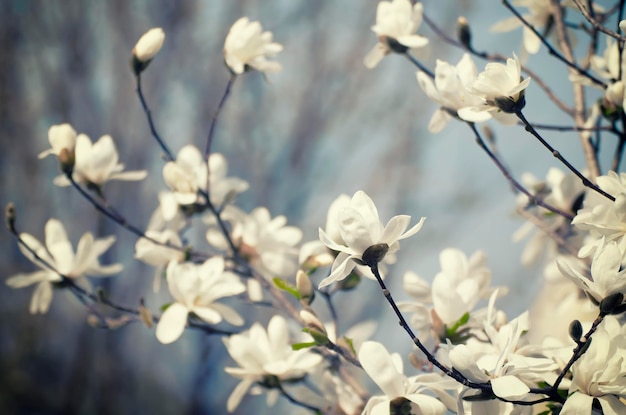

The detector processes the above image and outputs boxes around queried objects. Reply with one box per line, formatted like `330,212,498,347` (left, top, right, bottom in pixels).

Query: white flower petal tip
133,27,165,63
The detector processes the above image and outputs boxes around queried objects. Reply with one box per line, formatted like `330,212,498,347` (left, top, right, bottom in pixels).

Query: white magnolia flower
222,315,323,412
162,145,248,208
364,0,429,68
229,207,302,279
224,17,283,75
458,54,530,123
318,190,425,288
134,229,185,292
156,256,245,344
448,312,557,406
133,27,165,62
53,134,147,187
572,171,626,258
558,241,626,305
417,54,488,132
6,219,122,313
431,248,500,326
38,123,77,159
561,316,626,415
359,341,448,415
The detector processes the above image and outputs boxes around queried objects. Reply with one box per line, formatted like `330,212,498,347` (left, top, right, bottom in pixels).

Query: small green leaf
292,341,316,350
273,277,301,300
160,302,173,312
446,312,470,337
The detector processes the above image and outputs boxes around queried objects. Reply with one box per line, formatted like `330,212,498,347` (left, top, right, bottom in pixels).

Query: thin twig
136,74,175,162
468,123,575,221
516,110,615,201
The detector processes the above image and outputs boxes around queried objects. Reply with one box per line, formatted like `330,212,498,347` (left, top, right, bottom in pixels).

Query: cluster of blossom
7,0,626,414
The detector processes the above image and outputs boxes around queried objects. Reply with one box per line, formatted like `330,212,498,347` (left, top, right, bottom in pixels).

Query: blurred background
0,0,598,413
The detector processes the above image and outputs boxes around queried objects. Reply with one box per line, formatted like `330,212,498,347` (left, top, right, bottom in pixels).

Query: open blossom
224,17,282,75
359,341,448,415
558,241,626,305
162,145,248,208
448,311,557,411
318,190,425,288
133,27,165,62
229,207,302,279
156,256,246,344
458,54,530,123
53,134,147,187
561,316,626,415
431,248,501,326
364,0,428,68
222,315,323,412
6,219,122,313
38,123,77,160
417,54,488,132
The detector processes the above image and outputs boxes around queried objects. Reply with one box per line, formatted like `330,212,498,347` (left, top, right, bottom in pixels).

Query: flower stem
136,74,175,162
468,122,575,220
516,110,615,202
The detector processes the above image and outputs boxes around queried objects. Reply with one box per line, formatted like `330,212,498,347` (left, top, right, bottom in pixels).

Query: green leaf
273,278,301,300
160,302,173,312
291,341,316,350
446,312,470,337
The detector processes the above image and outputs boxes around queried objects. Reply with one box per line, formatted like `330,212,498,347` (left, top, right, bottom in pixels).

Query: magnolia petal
30,281,53,314
110,170,148,181
457,106,492,123
598,394,626,415
448,344,490,382
490,375,529,400
417,71,441,102
559,391,593,415
396,216,426,241
192,306,223,324
397,34,428,49
210,303,244,326
380,215,411,245
318,253,357,288
364,43,386,69
226,378,254,412
156,303,188,344
6,270,55,288
428,109,451,133
45,219,74,275
358,341,405,398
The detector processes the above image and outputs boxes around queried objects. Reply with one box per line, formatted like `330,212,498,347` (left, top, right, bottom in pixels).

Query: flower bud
296,270,315,305
568,319,583,342
131,28,165,75
139,299,154,328
5,202,16,232
457,16,472,50
300,309,326,334
390,397,412,414
599,292,624,315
